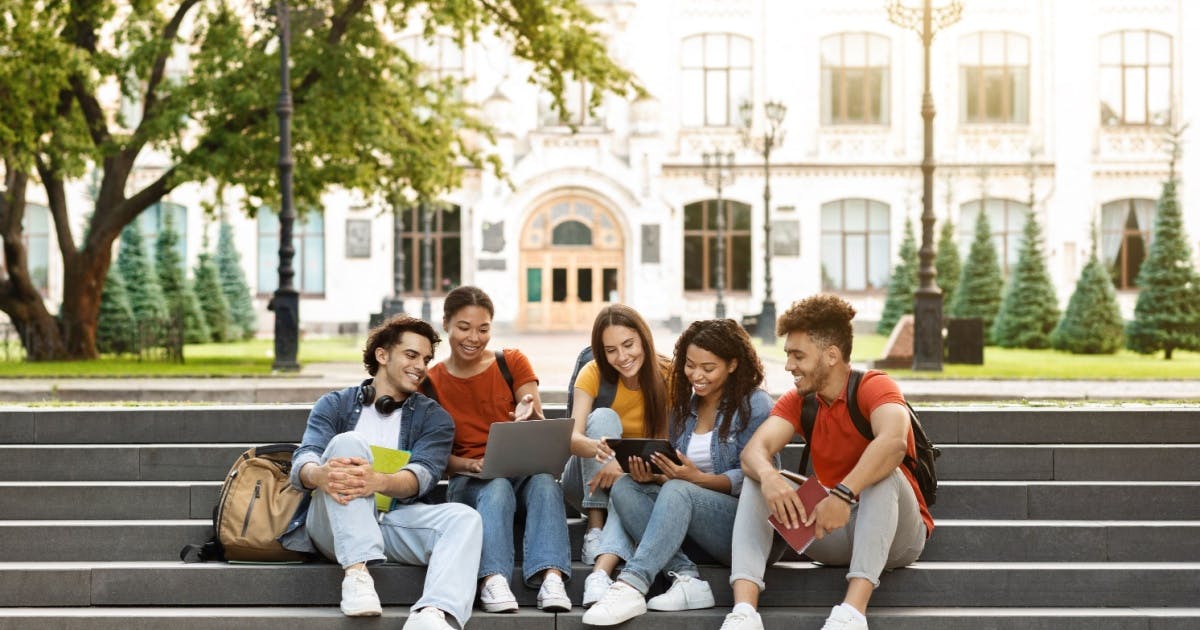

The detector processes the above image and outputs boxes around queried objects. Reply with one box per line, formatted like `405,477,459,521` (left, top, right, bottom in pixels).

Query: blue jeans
305,432,483,628
610,476,739,594
447,473,572,585
561,408,623,511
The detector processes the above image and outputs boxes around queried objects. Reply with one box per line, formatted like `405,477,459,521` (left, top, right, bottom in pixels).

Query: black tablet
607,438,682,475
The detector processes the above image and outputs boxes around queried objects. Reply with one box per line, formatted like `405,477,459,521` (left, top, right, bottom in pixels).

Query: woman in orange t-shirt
425,286,572,615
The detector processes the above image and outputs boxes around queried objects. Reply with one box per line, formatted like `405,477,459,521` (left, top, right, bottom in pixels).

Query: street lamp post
420,200,434,323
702,151,735,319
739,100,787,345
384,196,406,317
887,0,962,372
268,0,299,372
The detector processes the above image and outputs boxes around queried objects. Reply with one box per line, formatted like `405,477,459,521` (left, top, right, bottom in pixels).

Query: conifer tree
935,218,962,310
194,248,234,343
216,222,258,340
949,210,1004,343
154,213,210,344
116,223,168,325
877,218,919,335
1052,245,1125,354
1126,177,1200,359
991,211,1060,348
96,264,136,355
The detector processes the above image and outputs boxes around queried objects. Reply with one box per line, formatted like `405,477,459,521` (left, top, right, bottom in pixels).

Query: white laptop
458,418,574,479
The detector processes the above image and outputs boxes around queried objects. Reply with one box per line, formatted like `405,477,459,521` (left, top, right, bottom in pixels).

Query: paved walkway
0,328,1195,404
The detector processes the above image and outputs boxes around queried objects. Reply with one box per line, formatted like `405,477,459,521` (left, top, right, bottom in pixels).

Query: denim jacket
278,383,454,553
670,388,775,497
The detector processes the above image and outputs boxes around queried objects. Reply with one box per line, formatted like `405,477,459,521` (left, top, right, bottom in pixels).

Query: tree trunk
59,249,108,360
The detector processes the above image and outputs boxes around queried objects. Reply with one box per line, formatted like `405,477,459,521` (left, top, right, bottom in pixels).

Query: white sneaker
479,574,519,613
821,603,869,630
580,581,646,626
537,574,572,612
581,527,603,565
402,607,453,630
339,568,382,617
646,572,715,611
719,609,765,630
582,570,613,608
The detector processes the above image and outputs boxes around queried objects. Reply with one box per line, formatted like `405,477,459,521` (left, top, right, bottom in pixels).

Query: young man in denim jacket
280,315,482,630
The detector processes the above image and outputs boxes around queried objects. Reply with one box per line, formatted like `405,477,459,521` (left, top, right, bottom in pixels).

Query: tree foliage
1052,247,1125,354
193,248,232,343
935,217,961,309
154,213,209,344
991,211,1060,348
116,224,167,324
96,264,135,355
877,218,918,335
1126,179,1200,359
949,210,1004,343
216,221,256,340
0,0,638,359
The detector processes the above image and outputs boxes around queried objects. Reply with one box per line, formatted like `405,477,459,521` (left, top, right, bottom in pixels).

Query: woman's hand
509,394,539,421
651,449,702,484
462,458,484,474
626,456,663,484
593,437,615,460
587,458,624,495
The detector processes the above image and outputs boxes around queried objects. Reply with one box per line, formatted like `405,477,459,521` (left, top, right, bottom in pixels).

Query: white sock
484,574,508,587
590,569,610,579
732,602,758,618
838,602,867,622
543,572,563,585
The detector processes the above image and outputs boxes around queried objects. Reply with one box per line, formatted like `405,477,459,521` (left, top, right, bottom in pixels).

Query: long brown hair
590,304,669,438
669,319,764,441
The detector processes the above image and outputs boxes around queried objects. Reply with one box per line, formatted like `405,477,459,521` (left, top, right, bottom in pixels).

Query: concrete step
1,607,1199,630
3,561,1197,608
4,406,1200,445
4,519,1197,563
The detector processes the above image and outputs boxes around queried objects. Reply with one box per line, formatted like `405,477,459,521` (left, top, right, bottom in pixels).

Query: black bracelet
835,483,858,502
829,489,854,505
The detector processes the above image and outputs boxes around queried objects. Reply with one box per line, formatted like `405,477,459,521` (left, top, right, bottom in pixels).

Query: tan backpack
181,443,310,563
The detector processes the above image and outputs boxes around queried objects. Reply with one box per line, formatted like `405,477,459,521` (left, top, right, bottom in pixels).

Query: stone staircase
1,405,1199,629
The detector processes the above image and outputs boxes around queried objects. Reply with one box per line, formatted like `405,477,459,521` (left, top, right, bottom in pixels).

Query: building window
821,32,890,125
1101,198,1156,289
137,201,188,269
1100,30,1172,127
257,209,325,297
539,77,604,128
24,203,51,296
820,199,890,292
683,199,752,292
399,203,461,295
959,32,1029,124
958,198,1029,275
681,33,753,127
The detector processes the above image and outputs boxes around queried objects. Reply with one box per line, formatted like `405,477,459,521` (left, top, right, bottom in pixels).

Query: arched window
399,203,462,295
681,34,753,127
959,32,1030,124
1101,198,1156,289
1100,30,1172,126
958,199,1029,275
821,32,890,125
552,220,593,246
257,209,325,297
683,199,752,292
820,199,890,291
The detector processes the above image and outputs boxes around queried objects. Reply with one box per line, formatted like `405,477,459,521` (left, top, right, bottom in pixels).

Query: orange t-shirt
425,349,539,460
772,371,934,535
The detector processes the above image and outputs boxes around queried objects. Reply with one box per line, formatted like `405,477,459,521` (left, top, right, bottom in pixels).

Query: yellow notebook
369,445,412,512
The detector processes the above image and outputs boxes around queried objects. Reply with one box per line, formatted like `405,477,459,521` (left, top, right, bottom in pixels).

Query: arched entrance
520,194,624,330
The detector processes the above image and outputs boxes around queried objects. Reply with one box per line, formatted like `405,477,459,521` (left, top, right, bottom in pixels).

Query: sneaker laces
482,576,512,601
720,611,752,630
596,581,636,607
416,607,445,620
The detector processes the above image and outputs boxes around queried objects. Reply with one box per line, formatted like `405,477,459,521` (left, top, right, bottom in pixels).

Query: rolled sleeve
290,392,345,490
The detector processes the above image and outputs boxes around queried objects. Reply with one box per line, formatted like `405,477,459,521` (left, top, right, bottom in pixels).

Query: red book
767,471,830,555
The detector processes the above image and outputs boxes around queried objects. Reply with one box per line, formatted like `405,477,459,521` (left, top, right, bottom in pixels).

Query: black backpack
798,369,940,506
421,349,514,403
565,345,618,417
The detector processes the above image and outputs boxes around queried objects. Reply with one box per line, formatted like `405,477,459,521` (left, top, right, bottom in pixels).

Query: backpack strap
798,394,818,475
594,376,617,410
843,369,874,441
494,349,515,396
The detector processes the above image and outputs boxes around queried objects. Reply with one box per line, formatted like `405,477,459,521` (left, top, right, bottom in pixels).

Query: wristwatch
832,483,858,504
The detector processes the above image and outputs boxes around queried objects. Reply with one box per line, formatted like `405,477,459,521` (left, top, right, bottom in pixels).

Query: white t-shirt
353,403,403,450
686,430,715,474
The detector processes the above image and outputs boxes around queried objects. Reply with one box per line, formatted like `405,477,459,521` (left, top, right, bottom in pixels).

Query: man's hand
761,470,806,530
315,457,380,505
805,495,852,538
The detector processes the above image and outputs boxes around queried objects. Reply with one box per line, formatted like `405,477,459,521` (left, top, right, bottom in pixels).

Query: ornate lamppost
739,100,787,345
384,195,406,317
420,200,434,323
268,0,299,372
702,151,735,319
887,0,962,371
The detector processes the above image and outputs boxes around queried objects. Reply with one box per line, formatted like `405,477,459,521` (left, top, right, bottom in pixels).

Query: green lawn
756,333,1200,380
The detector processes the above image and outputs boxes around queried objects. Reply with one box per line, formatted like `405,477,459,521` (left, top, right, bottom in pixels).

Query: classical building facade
17,0,1200,334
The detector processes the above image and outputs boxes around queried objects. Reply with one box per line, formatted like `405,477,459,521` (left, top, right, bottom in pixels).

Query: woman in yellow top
561,303,669,607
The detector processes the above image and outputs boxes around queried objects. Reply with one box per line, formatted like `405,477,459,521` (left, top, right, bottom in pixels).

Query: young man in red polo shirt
718,294,934,630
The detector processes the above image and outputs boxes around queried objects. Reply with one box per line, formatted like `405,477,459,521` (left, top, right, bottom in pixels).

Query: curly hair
775,294,856,362
362,315,441,376
590,304,669,439
669,319,765,441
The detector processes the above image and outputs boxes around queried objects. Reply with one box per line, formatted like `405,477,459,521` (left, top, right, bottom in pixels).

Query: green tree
116,224,167,324
877,218,918,335
935,218,962,309
991,211,1060,348
96,265,136,355
216,221,257,340
155,213,209,344
949,210,1004,343
1052,246,1125,354
0,0,637,359
1126,178,1200,358
194,249,232,343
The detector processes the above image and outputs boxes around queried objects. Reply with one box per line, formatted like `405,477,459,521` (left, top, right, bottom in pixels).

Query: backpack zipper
240,480,262,537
